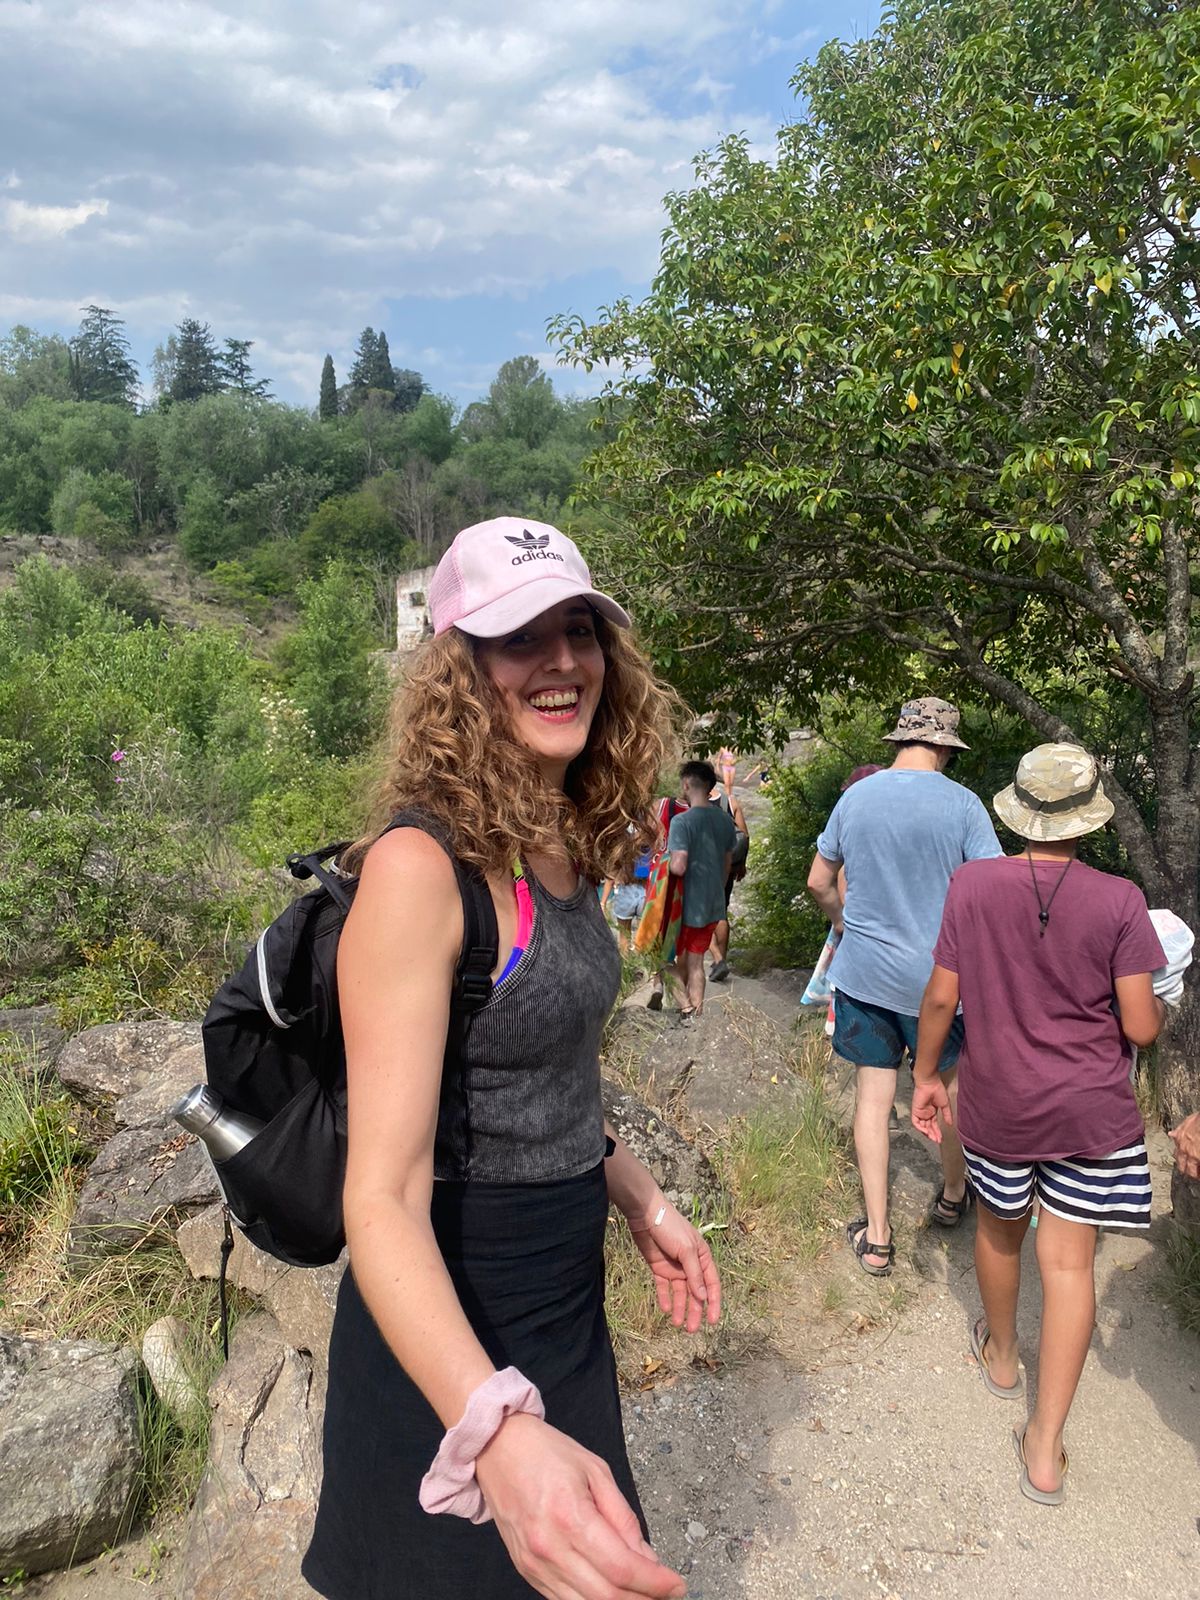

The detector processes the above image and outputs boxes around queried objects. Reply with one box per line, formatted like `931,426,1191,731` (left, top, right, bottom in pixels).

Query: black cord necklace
1025,848,1073,935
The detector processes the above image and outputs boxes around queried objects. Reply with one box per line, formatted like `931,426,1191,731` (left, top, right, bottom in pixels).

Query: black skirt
303,1163,644,1600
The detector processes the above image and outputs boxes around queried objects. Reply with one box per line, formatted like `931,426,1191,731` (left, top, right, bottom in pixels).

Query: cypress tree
373,331,396,392
319,354,338,420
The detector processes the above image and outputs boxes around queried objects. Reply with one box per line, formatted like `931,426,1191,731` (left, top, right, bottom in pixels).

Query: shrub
279,560,388,758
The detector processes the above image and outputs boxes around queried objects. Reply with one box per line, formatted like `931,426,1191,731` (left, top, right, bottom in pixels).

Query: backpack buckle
457,968,493,1007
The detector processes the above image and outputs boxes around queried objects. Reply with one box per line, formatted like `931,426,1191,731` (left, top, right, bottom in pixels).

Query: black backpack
199,814,497,1268
715,792,750,869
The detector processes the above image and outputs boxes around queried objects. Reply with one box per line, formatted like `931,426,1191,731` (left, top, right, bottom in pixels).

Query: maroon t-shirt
933,856,1164,1161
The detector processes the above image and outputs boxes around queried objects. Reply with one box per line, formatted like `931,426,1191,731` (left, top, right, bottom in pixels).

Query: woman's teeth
529,691,579,710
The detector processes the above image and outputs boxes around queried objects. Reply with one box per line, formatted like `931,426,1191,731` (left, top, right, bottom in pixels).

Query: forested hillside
0,313,612,1022
0,312,610,625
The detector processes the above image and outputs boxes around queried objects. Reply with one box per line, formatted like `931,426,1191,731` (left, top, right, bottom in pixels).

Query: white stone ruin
395,565,436,651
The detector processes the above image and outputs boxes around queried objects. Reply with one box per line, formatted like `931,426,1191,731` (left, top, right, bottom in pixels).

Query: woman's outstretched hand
911,1076,953,1145
475,1414,685,1600
628,1199,722,1333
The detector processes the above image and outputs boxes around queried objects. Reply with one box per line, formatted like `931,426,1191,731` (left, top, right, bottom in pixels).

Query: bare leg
615,918,632,956
1024,1209,1097,1493
852,1066,897,1268
710,919,730,961
973,1203,1029,1389
680,949,706,1014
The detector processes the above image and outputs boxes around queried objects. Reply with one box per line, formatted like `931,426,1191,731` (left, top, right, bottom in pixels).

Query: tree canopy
556,0,1200,1118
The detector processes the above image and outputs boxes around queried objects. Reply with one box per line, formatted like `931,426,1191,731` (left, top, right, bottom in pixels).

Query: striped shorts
961,1141,1152,1229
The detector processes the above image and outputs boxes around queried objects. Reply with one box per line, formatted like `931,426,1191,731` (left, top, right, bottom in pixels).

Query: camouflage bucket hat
993,743,1114,842
881,696,969,750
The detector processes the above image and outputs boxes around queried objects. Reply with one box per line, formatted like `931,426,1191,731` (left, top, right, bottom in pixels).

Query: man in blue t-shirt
667,760,736,1024
807,697,1001,1275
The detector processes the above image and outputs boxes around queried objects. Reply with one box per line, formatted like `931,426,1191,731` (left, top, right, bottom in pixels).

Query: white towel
1147,908,1194,1007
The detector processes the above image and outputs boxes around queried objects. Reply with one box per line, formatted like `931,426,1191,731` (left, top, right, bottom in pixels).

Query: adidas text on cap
428,517,632,638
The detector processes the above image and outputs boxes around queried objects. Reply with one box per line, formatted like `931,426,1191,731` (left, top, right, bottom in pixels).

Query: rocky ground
12,800,1200,1599
616,967,1200,1600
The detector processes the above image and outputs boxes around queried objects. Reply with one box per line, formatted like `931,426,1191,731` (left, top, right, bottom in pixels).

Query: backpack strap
287,841,355,914
375,813,498,1024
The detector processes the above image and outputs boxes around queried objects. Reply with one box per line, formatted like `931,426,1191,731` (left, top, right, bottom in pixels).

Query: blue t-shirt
815,769,1002,1014
668,803,737,927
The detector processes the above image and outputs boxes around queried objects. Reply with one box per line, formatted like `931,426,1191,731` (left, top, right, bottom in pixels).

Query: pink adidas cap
428,516,631,638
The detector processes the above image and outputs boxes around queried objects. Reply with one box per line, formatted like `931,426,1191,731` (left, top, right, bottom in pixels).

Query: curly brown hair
343,617,684,882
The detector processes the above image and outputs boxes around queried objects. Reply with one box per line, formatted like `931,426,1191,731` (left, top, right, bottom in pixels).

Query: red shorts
676,921,718,955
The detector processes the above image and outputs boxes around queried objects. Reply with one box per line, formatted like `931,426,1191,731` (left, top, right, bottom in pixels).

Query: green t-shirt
668,803,737,927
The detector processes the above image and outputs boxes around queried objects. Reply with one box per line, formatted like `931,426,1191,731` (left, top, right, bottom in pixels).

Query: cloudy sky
0,0,880,409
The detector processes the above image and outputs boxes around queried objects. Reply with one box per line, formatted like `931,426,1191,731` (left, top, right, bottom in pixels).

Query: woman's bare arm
339,826,494,1426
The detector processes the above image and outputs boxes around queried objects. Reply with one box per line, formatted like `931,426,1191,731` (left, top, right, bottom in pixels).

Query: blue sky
0,1,880,410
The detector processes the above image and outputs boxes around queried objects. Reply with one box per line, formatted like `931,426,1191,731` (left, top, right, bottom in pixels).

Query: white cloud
3,197,109,241
0,0,805,399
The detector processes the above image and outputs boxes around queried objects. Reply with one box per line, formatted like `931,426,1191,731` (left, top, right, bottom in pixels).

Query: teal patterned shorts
832,990,963,1074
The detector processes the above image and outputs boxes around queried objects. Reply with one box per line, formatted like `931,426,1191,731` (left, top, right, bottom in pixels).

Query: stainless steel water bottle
170,1084,264,1162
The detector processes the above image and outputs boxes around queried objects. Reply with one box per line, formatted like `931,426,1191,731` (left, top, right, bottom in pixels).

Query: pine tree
219,337,271,397
169,319,221,403
68,305,139,406
348,327,379,392
319,354,338,420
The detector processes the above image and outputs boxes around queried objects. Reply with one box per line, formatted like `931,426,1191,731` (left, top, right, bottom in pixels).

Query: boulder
55,1021,203,1109
176,1205,344,1390
0,1006,66,1065
68,1123,219,1263
601,1078,719,1215
178,1315,322,1600
0,1334,141,1577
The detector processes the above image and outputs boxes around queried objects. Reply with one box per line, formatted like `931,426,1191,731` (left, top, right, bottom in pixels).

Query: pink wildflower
111,750,126,763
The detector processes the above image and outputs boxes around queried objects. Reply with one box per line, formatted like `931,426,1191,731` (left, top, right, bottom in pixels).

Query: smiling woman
304,518,716,1600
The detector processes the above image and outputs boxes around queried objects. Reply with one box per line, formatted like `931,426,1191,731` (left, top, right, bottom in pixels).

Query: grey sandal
970,1318,1024,1399
1012,1425,1068,1506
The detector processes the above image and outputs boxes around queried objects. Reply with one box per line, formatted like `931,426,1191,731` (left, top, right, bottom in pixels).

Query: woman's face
475,599,606,786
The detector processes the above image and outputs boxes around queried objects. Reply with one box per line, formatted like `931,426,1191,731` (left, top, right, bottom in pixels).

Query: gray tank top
434,867,620,1183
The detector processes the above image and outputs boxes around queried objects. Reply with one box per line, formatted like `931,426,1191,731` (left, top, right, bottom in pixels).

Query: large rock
177,1206,345,1392
68,1123,219,1263
0,1334,141,1577
55,1021,203,1109
0,1006,66,1065
179,1315,322,1600
601,1078,719,1216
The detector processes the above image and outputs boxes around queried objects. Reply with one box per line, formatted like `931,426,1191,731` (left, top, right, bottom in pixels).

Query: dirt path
20,955,1200,1600
622,968,1200,1600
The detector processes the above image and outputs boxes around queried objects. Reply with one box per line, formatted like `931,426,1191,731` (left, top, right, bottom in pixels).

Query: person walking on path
304,517,719,1600
708,784,749,983
603,842,654,954
806,697,1002,1274
665,760,736,1023
911,743,1165,1506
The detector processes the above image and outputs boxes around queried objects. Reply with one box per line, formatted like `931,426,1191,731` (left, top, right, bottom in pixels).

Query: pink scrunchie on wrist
418,1367,545,1524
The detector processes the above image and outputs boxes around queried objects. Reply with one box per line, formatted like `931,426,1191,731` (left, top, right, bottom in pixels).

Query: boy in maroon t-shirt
910,744,1165,1507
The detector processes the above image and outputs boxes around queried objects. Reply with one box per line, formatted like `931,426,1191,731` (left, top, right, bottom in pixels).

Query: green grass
0,1054,91,1246
604,1031,848,1382
1160,1227,1200,1337
0,1041,247,1534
